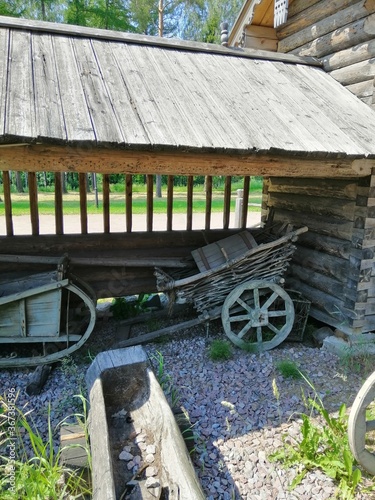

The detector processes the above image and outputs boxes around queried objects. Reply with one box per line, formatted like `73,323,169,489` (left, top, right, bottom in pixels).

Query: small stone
134,433,146,444
138,442,147,451
145,466,158,477
119,451,133,461
133,455,142,465
146,444,156,454
145,477,160,489
111,408,127,418
145,453,155,463
127,461,135,470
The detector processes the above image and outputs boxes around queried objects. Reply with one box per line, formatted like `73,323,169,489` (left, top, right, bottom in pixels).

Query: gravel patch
1,317,373,499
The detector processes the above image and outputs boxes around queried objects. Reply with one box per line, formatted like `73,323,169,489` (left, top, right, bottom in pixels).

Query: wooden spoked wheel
221,280,295,352
348,371,375,475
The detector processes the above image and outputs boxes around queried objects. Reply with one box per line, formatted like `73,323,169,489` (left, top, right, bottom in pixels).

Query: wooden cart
0,257,96,368
154,224,308,352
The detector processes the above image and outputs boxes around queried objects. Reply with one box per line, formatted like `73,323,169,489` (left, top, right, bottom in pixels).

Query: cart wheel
348,371,375,475
221,280,294,352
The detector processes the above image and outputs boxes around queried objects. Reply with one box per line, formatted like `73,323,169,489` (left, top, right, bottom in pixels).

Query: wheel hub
251,309,268,327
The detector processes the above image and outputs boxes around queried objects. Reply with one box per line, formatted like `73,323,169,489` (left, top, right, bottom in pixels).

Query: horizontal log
0,254,191,268
289,263,345,298
298,231,359,259
346,79,375,98
309,305,362,334
322,38,375,71
277,0,359,40
279,1,375,53
329,57,375,86
290,13,375,58
268,192,356,220
271,208,354,240
292,246,350,282
0,145,373,178
267,177,358,199
288,0,329,18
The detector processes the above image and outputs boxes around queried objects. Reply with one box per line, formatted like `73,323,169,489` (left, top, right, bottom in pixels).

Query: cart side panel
26,289,62,337
0,301,23,336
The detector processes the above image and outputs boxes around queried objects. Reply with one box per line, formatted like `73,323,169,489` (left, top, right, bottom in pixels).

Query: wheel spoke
236,297,253,313
229,314,252,323
256,326,262,343
238,322,253,339
254,288,260,310
268,310,287,318
267,322,281,335
261,292,279,312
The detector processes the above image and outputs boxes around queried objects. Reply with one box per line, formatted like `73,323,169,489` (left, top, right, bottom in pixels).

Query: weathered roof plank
53,36,95,142
6,30,35,139
33,33,66,141
0,28,8,137
91,40,149,146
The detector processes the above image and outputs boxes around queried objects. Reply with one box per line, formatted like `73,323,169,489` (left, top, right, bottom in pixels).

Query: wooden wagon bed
155,224,308,351
0,257,96,367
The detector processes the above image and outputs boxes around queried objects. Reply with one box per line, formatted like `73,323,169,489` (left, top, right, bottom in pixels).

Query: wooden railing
1,173,255,236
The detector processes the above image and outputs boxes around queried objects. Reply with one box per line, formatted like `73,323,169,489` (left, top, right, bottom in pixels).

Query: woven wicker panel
191,231,258,272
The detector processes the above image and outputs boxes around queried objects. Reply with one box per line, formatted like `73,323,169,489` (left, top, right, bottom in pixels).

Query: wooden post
167,175,173,231
54,172,64,235
79,173,88,234
126,174,132,233
205,175,212,231
103,174,110,234
146,174,153,232
235,189,243,228
3,171,13,236
242,176,250,229
28,172,39,236
223,176,231,229
186,175,193,231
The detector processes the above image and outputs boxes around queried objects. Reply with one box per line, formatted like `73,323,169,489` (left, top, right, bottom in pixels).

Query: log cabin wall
263,173,375,334
276,0,375,110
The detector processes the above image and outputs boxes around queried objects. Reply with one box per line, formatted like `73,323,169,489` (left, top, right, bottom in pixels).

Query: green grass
209,340,233,361
275,359,303,380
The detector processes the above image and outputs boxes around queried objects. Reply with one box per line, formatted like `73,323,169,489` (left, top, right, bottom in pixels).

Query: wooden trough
86,347,204,500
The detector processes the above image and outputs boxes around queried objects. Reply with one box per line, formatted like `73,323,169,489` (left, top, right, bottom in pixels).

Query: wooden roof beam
0,144,373,178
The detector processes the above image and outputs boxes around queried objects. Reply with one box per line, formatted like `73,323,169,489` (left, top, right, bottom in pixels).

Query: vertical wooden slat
242,176,250,229
223,176,232,230
3,171,13,236
79,173,88,234
28,172,39,236
205,175,212,231
146,175,154,232
167,175,174,231
126,174,133,233
54,172,64,235
103,174,110,234
186,175,193,231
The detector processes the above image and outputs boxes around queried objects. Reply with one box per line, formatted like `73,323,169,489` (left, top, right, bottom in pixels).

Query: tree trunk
62,172,68,194
156,174,162,198
16,171,24,193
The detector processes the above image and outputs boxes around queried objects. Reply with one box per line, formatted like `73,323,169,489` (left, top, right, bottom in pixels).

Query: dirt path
0,212,262,235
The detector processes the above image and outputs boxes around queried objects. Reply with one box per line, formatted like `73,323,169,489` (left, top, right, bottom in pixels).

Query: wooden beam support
79,173,87,234
167,175,173,231
146,174,153,232
205,175,212,231
3,171,13,236
186,175,193,231
102,174,110,233
0,144,371,178
223,176,231,230
28,172,39,236
54,172,63,235
242,176,250,229
125,174,132,232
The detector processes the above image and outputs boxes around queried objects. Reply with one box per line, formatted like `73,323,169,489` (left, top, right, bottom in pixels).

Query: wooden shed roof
1,16,375,176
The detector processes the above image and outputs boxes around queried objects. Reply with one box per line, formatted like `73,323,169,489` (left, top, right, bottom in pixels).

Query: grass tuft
275,359,303,379
209,340,233,361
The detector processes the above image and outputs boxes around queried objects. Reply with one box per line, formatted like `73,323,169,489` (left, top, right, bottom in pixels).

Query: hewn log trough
86,347,204,500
